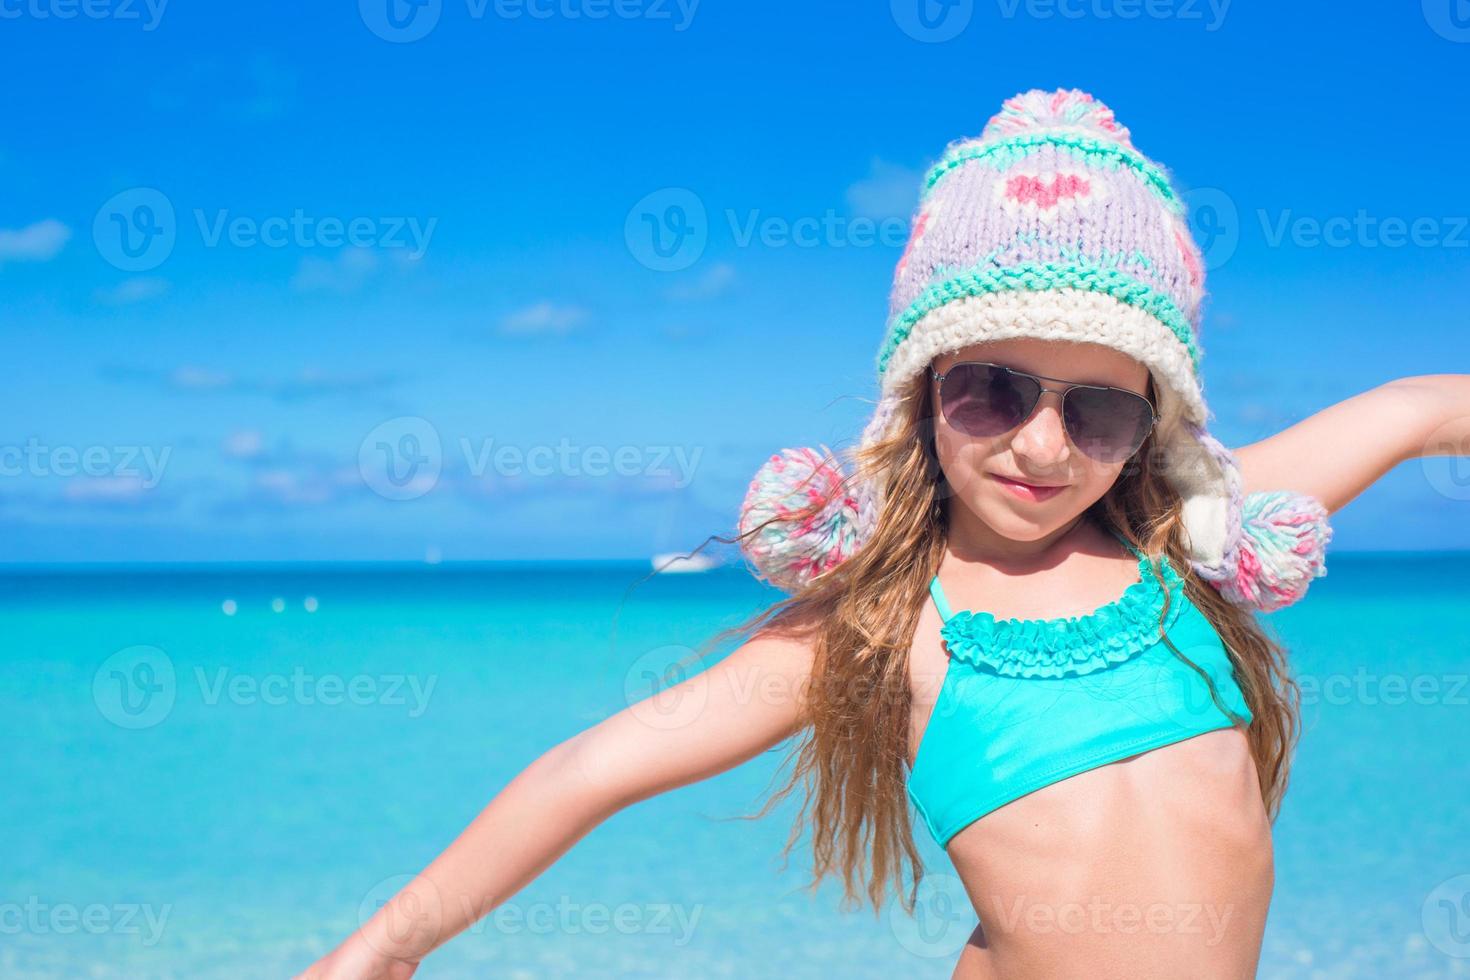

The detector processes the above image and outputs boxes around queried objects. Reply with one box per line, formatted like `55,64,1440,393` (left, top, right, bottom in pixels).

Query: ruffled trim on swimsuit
939,552,1187,679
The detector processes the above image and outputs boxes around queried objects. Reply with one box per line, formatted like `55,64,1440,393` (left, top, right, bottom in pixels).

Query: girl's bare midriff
907,548,1274,980
941,726,1273,980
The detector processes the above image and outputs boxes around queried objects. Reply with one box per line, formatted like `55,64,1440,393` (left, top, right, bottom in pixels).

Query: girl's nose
1009,391,1072,463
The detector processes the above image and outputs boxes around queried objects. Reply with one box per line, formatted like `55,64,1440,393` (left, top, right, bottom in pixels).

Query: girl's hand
294,932,420,980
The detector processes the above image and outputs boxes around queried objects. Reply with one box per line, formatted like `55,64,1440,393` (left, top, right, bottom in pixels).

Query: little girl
301,89,1468,979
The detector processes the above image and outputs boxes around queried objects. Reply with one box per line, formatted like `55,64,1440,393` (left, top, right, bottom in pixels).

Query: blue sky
3,1,1469,562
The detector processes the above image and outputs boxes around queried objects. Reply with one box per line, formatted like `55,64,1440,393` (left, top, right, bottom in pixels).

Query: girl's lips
990,473,1067,502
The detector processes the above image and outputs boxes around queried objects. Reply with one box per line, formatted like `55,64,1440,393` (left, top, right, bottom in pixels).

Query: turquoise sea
4,554,1469,979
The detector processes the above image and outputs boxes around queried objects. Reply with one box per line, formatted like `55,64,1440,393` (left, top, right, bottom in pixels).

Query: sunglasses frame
928,360,1161,461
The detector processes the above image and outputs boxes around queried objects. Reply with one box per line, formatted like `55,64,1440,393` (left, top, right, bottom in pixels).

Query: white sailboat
650,489,719,574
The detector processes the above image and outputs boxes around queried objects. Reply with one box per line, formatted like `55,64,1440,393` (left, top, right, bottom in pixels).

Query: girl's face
929,337,1153,544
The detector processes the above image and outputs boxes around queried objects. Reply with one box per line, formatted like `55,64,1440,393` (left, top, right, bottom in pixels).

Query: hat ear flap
1163,421,1241,576
737,447,875,593
1167,422,1333,611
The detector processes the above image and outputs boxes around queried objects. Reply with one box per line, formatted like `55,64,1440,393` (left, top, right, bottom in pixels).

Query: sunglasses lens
938,363,1039,437
1063,386,1155,463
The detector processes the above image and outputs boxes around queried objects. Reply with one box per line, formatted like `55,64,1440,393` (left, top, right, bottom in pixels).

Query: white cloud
665,261,735,302
63,475,148,501
291,247,380,293
291,247,420,294
499,301,589,336
171,365,234,390
96,277,169,306
846,159,922,220
222,430,264,459
0,219,71,263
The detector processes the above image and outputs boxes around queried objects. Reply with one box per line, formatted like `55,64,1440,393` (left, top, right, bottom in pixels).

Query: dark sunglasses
929,361,1159,464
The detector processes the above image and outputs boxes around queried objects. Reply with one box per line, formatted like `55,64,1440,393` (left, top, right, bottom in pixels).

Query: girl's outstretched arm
296,622,818,980
1232,374,1470,513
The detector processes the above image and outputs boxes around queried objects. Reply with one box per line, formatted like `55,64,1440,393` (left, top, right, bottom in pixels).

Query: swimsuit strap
928,575,955,624
1105,522,1142,557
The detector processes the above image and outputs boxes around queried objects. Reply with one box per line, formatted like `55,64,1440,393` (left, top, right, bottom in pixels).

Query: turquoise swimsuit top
907,525,1254,849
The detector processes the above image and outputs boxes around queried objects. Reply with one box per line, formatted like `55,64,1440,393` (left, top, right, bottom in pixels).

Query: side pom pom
981,88,1134,149
738,446,871,593
1209,491,1334,612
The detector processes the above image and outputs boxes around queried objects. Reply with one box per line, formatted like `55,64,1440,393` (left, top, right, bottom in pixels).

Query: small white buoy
304,596,319,613
222,599,238,616
271,597,286,613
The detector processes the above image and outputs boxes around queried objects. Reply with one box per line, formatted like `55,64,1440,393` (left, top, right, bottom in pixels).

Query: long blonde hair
696,368,1301,916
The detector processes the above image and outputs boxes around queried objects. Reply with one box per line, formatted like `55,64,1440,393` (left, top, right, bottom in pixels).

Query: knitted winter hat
739,89,1331,612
